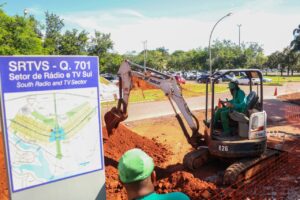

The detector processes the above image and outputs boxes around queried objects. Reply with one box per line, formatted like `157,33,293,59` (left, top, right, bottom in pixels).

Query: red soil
156,171,218,200
1,122,218,200
103,124,173,200
278,92,300,104
132,76,157,90
0,132,9,200
103,124,218,200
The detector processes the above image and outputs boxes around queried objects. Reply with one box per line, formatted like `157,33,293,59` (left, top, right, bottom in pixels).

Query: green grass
100,76,110,85
263,75,300,86
264,75,300,83
101,83,227,105
236,75,300,86
181,83,227,97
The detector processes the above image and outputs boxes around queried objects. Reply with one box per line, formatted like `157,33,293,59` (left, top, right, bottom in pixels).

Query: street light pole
237,24,242,47
142,40,147,72
208,12,232,75
23,8,29,17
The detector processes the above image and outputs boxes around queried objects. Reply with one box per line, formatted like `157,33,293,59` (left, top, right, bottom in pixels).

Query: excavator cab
183,69,279,185
202,69,267,159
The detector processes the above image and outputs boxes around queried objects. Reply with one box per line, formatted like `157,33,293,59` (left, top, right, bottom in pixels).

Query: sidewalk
264,99,295,123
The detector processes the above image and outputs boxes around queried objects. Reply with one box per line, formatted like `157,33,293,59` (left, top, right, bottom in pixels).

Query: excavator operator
213,81,246,136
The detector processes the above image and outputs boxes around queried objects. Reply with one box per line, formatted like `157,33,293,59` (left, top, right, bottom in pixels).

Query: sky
2,0,300,55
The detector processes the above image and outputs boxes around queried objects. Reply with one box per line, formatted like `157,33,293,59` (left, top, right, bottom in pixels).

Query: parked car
184,72,197,80
236,76,260,85
101,73,119,84
197,74,220,84
263,77,272,83
175,75,186,84
215,71,236,82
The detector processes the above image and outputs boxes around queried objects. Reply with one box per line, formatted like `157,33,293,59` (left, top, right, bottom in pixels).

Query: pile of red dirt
132,76,157,90
103,124,219,200
278,92,300,105
156,171,218,200
103,124,173,200
103,124,172,164
0,132,9,200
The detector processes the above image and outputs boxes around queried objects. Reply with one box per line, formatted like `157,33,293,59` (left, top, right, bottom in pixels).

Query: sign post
0,56,105,200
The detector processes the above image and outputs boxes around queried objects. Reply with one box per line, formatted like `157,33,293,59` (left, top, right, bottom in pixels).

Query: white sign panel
0,56,105,199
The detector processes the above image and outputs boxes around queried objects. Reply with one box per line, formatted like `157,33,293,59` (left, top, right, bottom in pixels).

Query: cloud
26,6,45,16
62,6,300,55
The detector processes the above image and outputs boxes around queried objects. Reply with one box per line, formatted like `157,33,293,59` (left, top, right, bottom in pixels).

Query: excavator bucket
104,107,128,136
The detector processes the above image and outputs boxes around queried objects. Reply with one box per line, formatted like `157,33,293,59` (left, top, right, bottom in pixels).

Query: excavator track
223,148,284,185
183,148,211,170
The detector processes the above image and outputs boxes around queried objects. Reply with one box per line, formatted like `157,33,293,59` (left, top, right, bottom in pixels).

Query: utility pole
142,40,147,72
237,24,242,47
24,8,29,17
209,12,232,75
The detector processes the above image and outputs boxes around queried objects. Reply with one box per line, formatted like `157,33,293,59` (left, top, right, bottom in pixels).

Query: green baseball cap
118,148,154,183
228,82,236,89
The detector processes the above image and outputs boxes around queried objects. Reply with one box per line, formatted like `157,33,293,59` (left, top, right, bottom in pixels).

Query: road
101,82,300,122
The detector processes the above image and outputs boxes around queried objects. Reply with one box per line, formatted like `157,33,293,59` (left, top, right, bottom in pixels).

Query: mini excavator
104,60,283,185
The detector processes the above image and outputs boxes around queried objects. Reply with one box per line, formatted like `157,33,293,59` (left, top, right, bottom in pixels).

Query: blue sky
3,0,300,54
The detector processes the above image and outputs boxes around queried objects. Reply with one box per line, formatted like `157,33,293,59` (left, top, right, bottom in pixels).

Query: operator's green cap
118,148,154,183
228,81,236,89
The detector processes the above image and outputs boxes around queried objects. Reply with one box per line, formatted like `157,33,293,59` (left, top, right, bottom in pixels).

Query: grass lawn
100,76,110,85
101,82,227,105
264,75,300,82
263,75,300,86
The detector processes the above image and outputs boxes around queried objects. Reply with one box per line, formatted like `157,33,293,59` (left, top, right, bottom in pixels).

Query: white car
263,77,272,83
236,76,260,85
100,81,119,102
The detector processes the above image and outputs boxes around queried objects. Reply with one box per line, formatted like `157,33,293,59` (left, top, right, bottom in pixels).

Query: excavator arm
104,60,203,148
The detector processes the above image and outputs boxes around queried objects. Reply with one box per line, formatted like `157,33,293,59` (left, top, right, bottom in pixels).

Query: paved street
104,82,300,122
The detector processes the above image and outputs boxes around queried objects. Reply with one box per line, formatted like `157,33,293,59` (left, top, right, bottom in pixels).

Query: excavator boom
104,61,131,135
104,60,203,148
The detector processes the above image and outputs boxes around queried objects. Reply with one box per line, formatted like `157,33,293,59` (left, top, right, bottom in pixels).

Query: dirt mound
103,124,171,165
132,76,157,90
278,92,300,105
103,123,219,200
103,124,173,200
0,132,9,200
156,171,217,200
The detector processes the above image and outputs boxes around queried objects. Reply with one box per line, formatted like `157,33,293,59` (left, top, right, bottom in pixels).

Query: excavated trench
103,124,218,200
278,92,300,105
2,92,300,200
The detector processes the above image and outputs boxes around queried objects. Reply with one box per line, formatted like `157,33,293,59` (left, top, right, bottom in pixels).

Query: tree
101,53,124,73
283,47,299,76
168,50,187,70
291,25,300,52
44,11,64,54
156,47,169,57
88,31,114,70
59,29,89,55
0,9,43,55
265,51,285,75
211,40,246,70
133,50,168,70
88,31,113,55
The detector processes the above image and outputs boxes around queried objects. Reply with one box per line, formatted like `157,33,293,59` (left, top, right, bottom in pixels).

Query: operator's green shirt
136,192,190,200
228,89,246,112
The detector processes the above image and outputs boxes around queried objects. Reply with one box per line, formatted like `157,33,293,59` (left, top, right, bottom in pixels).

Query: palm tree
291,25,300,51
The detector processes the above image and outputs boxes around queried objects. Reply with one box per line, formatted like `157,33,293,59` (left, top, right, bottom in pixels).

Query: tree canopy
0,8,299,75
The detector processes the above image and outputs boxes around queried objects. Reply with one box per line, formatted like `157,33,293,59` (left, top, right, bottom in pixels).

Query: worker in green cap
213,81,246,136
118,148,190,200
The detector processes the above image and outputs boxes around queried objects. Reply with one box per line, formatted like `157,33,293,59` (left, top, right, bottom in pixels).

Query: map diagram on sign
4,88,102,191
